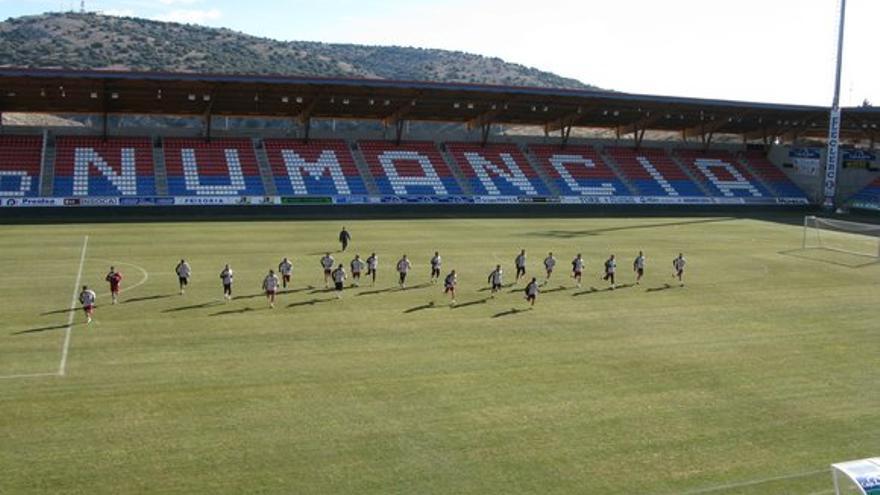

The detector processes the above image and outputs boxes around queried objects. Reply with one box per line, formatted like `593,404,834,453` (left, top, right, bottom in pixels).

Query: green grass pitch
1,215,877,494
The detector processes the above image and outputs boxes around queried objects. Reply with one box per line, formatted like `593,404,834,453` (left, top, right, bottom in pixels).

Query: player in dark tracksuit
339,227,351,251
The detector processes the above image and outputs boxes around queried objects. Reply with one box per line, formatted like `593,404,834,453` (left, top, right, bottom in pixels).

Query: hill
0,12,596,90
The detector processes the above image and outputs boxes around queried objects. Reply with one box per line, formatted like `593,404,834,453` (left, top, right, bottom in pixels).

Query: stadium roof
1,67,878,143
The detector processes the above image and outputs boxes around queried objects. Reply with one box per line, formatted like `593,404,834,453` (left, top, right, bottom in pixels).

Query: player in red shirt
105,266,123,304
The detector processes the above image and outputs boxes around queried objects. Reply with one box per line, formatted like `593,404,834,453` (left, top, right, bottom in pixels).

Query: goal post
803,216,880,258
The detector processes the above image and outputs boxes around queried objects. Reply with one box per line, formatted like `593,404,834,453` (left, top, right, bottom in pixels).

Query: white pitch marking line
58,235,89,377
672,468,828,495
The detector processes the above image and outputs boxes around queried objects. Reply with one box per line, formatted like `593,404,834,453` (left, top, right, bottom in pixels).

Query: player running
350,254,365,287
514,249,527,283
487,264,503,296
673,253,686,287
543,252,556,285
105,266,122,304
331,264,347,298
262,269,280,308
320,253,335,288
79,285,97,324
603,254,617,289
175,259,191,295
571,254,585,288
633,251,645,285
366,253,378,286
430,251,442,283
220,264,234,301
278,257,293,289
396,255,412,288
339,227,351,252
524,277,539,307
444,269,457,305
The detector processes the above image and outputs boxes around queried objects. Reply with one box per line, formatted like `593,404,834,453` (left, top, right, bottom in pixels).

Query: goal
803,216,880,258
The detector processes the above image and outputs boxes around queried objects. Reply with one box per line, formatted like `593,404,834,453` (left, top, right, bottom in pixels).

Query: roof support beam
394,118,405,146
201,91,216,142
617,112,661,149
545,108,584,134
382,99,416,127
466,103,505,131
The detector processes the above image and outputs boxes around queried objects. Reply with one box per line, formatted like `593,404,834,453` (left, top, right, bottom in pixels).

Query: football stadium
1,4,879,495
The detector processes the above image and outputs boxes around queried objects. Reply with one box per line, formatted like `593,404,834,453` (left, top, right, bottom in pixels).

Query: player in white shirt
514,249,527,282
219,264,234,301
396,255,412,288
673,253,686,287
487,264,503,296
430,251,442,283
524,277,539,307
543,252,556,285
175,259,192,295
366,253,378,286
350,255,365,287
603,254,617,289
571,254,585,288
331,264,347,298
278,257,293,289
320,253,335,288
78,285,97,323
262,269,280,308
633,251,645,285
444,269,457,305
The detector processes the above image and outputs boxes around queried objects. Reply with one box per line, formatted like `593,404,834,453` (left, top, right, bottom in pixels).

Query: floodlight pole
822,0,847,210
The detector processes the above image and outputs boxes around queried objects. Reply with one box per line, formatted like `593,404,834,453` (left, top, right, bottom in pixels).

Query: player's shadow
571,287,600,296
400,283,431,291
309,288,336,294
492,307,532,318
124,294,175,304
287,298,334,308
279,286,314,295
452,298,489,309
646,284,676,292
163,301,223,313
40,307,77,316
357,287,394,296
12,324,70,335
541,286,569,294
210,306,258,316
404,302,436,313
525,217,735,238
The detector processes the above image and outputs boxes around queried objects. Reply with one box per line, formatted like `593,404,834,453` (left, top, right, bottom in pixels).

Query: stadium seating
675,149,770,197
358,141,463,196
741,151,808,198
848,177,880,205
446,142,551,196
605,147,705,196
164,138,264,196
53,137,156,196
0,135,42,197
528,144,630,196
264,139,367,196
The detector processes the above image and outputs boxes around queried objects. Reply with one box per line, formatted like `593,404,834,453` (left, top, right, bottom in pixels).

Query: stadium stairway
439,143,474,195
252,139,279,196
734,152,779,196
39,133,55,197
152,137,169,196
522,145,562,197
668,150,714,196
598,147,640,195
350,142,380,196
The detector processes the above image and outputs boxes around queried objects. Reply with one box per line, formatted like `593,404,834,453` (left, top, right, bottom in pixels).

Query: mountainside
0,12,596,90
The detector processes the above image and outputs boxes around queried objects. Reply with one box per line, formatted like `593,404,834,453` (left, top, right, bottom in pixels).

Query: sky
1,0,876,107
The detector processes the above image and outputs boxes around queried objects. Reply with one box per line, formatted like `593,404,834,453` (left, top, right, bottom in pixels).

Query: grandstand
0,68,877,210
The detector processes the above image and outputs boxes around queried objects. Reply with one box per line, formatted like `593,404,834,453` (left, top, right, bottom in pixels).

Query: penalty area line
58,235,89,377
671,468,828,495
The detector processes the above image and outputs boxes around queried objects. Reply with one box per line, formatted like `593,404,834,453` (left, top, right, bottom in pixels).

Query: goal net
803,216,880,258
